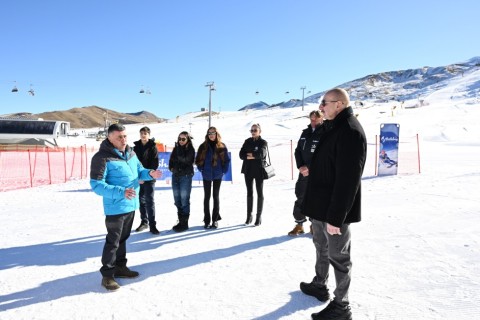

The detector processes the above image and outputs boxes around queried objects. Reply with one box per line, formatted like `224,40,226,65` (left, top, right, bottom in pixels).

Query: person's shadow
0,228,317,320
252,290,323,319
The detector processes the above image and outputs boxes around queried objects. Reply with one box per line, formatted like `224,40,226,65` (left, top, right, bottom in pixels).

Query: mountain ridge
2,57,479,124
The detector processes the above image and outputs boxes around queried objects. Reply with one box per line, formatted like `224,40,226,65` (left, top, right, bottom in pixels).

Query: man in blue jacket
90,124,161,291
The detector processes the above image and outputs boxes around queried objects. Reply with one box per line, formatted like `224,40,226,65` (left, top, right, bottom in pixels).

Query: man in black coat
288,110,323,236
300,88,367,320
133,126,160,234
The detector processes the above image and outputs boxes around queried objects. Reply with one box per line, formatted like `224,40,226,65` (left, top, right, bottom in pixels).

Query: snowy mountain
240,56,480,110
1,74,479,319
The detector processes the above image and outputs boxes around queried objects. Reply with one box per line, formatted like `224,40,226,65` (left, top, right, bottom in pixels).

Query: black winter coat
294,123,323,169
133,139,159,170
169,143,195,176
302,107,367,227
239,137,268,179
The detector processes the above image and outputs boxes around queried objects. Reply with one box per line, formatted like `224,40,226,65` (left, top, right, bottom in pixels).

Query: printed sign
378,123,400,176
157,152,233,181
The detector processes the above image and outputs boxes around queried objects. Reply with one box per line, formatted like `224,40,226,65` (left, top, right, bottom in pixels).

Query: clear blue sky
1,0,479,119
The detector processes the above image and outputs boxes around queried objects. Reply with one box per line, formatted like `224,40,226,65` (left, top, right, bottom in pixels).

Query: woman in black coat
169,131,195,232
239,123,268,226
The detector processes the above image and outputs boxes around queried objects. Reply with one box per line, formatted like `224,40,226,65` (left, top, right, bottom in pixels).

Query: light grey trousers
311,219,352,305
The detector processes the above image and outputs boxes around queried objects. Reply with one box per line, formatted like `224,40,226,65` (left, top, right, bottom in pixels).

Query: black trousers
139,181,156,226
100,211,135,277
244,175,264,200
292,173,308,223
203,179,222,223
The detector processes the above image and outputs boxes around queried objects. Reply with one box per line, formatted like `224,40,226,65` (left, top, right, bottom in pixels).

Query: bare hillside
1,106,164,128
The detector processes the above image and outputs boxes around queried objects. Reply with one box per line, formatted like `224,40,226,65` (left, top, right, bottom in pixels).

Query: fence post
63,148,67,183
290,140,294,180
28,150,33,187
47,147,52,184
84,144,88,179
416,134,421,174
70,148,76,178
374,135,378,176
80,146,84,179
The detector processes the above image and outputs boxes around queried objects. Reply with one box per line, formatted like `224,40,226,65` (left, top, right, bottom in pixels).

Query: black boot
203,212,211,229
254,197,264,226
149,221,160,234
245,196,253,224
173,215,189,232
254,214,262,226
211,209,221,229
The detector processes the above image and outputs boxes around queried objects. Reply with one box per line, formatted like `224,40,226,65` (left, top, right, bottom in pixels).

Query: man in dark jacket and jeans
133,126,160,234
288,110,323,236
301,88,367,320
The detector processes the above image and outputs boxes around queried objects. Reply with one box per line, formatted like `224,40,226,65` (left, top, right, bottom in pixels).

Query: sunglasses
178,137,187,142
250,129,258,133
207,132,216,135
320,100,339,106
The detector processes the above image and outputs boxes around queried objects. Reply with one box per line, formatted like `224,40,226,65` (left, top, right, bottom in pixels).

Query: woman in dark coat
169,131,195,232
195,126,230,229
239,123,268,226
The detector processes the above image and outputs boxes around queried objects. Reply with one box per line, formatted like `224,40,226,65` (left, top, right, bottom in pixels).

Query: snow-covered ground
1,92,480,319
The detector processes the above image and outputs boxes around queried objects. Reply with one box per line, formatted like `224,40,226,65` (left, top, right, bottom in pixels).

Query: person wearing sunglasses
169,131,195,232
133,126,160,235
195,127,231,229
288,110,324,236
239,123,268,226
301,88,367,320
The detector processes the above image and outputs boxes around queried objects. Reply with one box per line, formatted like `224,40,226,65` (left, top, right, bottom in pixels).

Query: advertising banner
378,123,400,176
157,152,233,182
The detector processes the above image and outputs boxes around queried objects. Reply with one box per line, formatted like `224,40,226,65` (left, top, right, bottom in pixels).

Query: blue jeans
172,174,193,216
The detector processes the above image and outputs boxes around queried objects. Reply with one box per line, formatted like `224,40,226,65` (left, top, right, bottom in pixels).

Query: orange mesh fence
0,135,420,192
0,145,98,192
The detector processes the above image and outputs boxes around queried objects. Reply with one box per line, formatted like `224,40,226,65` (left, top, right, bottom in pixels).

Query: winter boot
245,196,253,224
135,222,148,232
172,213,181,230
288,224,305,236
173,215,189,232
311,300,352,320
300,280,330,302
101,276,120,291
149,222,160,235
203,212,211,229
254,197,264,226
114,266,139,279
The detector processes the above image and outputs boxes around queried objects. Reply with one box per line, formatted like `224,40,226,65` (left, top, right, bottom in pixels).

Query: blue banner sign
157,152,233,181
378,123,400,176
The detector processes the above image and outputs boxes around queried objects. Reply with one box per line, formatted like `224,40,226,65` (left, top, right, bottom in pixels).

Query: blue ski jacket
90,139,154,215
